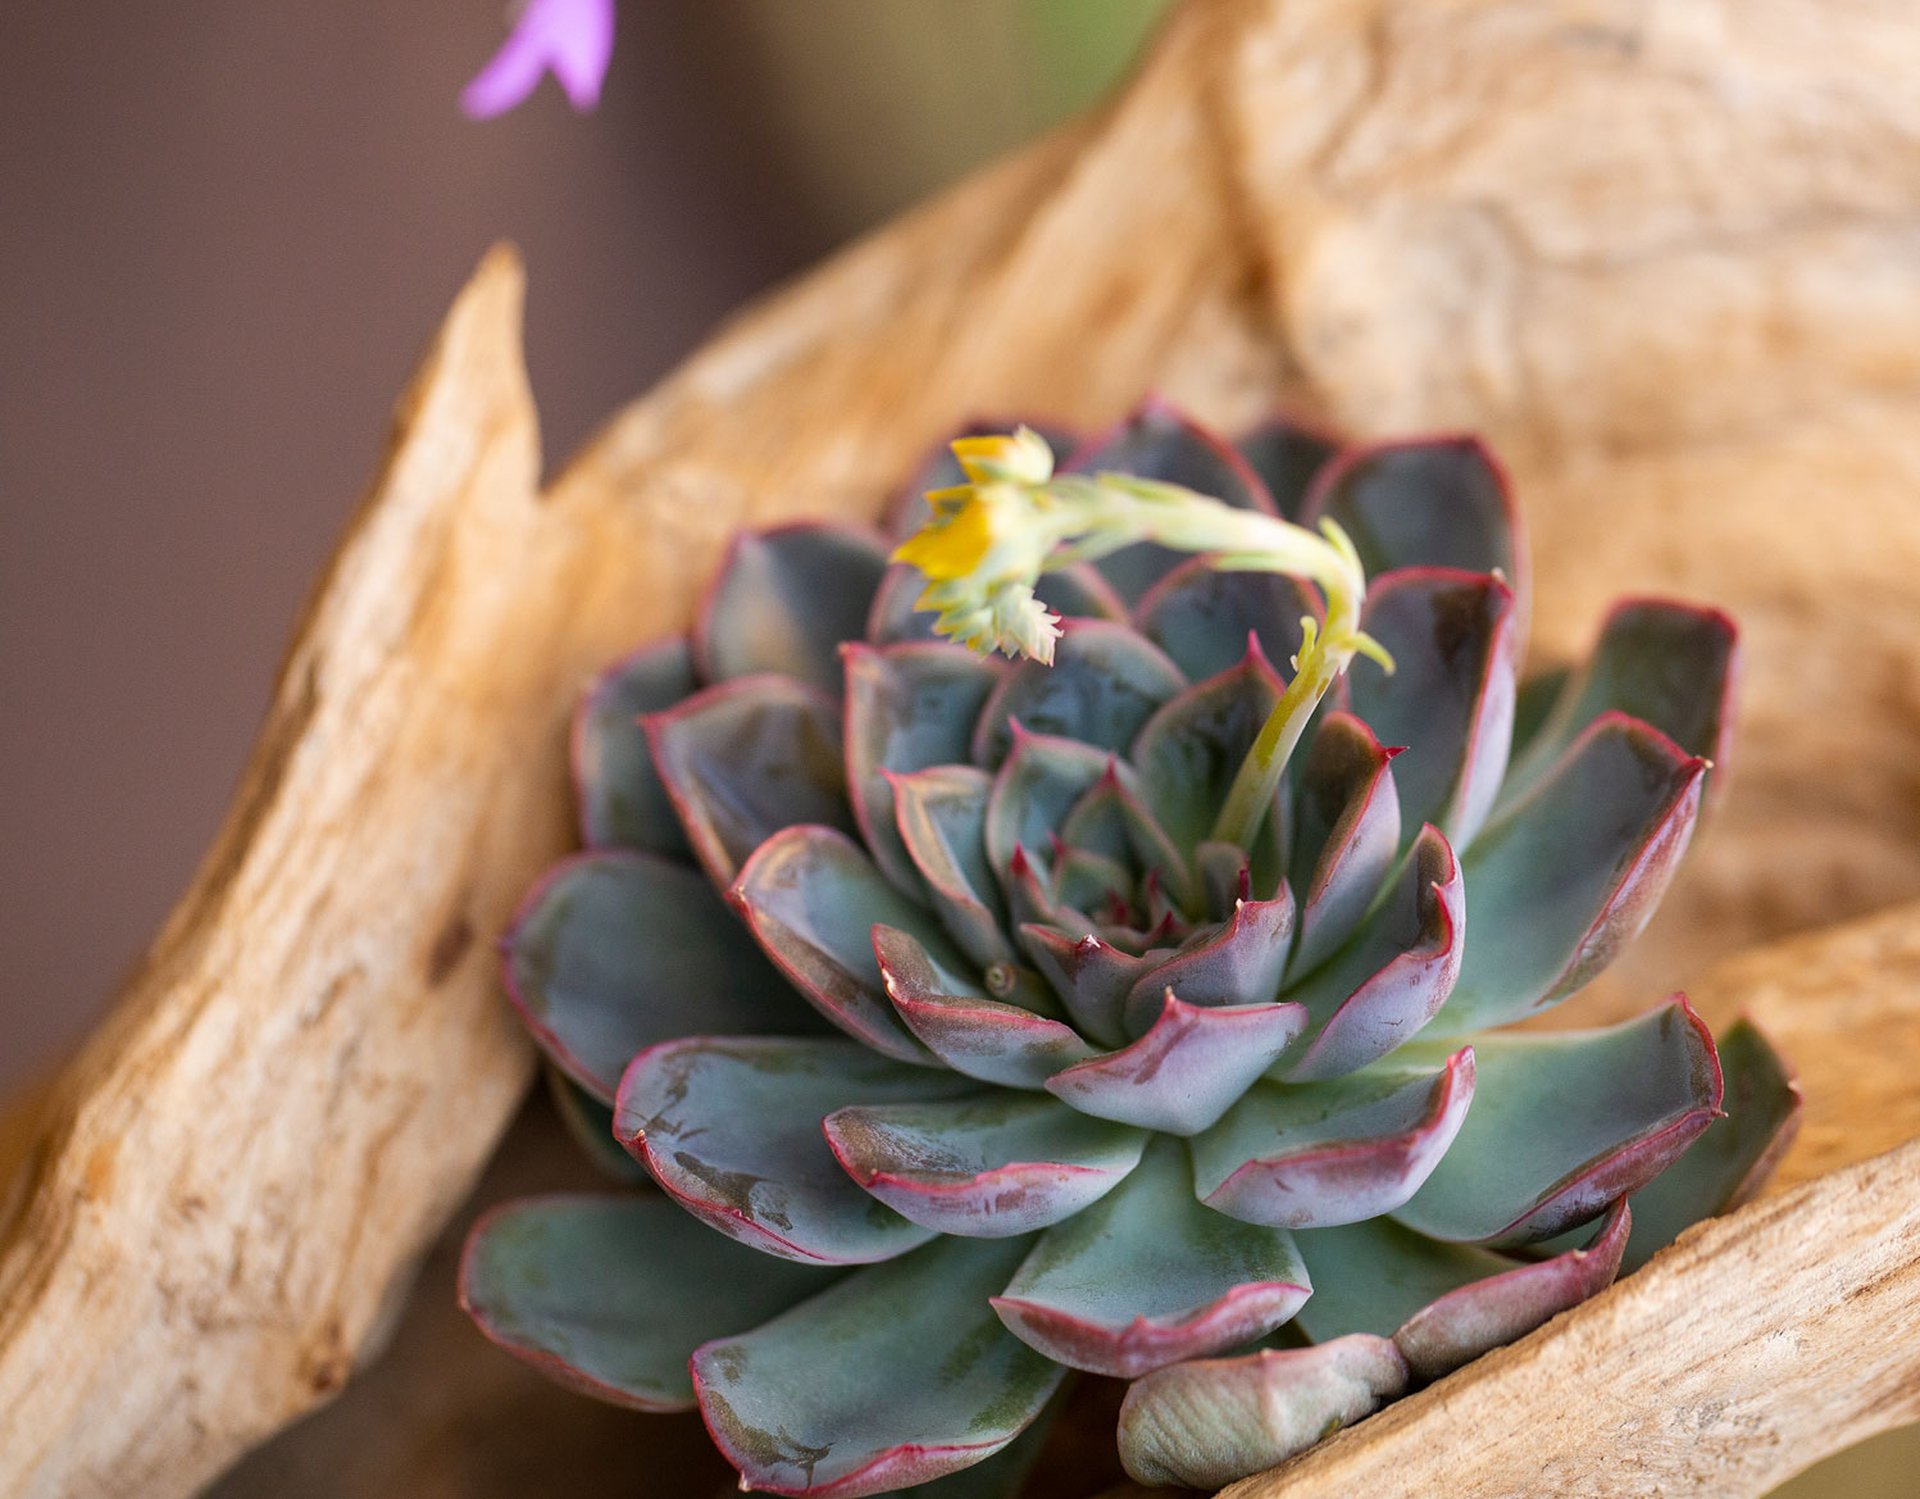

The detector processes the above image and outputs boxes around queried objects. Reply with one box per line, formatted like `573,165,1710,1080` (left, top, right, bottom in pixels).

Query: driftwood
6,0,1920,1494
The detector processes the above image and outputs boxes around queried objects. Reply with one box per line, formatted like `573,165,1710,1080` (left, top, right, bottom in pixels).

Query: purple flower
461,0,616,119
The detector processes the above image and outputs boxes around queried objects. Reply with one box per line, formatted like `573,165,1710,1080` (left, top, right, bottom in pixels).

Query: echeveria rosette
459,403,1797,1497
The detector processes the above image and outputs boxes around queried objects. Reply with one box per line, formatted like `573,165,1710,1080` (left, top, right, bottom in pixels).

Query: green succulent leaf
615,1036,973,1264
844,641,1007,896
1193,1050,1476,1229
647,675,855,887
733,825,952,1063
983,725,1110,882
1018,924,1154,1049
1047,992,1308,1136
694,522,889,694
889,765,1015,970
1118,891,1298,1040
460,1194,838,1412
823,1092,1148,1238
1395,1000,1722,1246
1132,557,1316,683
1300,436,1523,624
970,620,1186,768
692,1235,1063,1498
1348,568,1518,846
1233,417,1338,521
1430,713,1707,1033
1131,646,1286,856
992,1137,1310,1377
874,925,1096,1090
1287,712,1403,976
1294,1199,1630,1381
1280,827,1464,1083
504,850,814,1101
1117,1334,1409,1489
572,637,697,857
1498,598,1737,815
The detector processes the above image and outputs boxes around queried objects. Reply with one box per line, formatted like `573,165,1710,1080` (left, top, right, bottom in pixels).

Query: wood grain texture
6,0,1920,1494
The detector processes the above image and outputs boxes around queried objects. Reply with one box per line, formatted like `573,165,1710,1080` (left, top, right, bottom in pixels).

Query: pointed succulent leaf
1510,663,1574,764
1062,402,1279,601
823,1092,1149,1238
844,641,1006,894
1281,827,1464,1082
1117,1334,1409,1490
1299,436,1524,623
504,850,814,1101
1348,568,1518,846
992,1137,1311,1377
875,925,1096,1090
866,561,1125,647
1293,1201,1630,1381
693,522,889,693
647,675,854,887
615,1037,972,1264
971,620,1186,768
1287,712,1403,976
1234,416,1339,521
1430,714,1706,1033
1019,923,1159,1050
692,1235,1063,1499
1047,992,1308,1137
543,1066,652,1184
1498,598,1739,814
1194,1051,1476,1229
1131,646,1286,855
732,825,950,1063
1058,762,1197,914
1395,999,1722,1245
460,1194,839,1414
1617,1018,1799,1273
889,765,1014,969
572,637,697,857
1119,891,1298,1039
885,419,1080,540
1133,558,1317,683
984,726,1110,882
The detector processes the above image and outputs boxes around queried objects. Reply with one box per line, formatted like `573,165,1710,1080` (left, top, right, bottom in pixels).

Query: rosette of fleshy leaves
459,404,1800,1496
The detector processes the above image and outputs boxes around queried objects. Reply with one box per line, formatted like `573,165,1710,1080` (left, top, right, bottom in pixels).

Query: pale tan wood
8,0,1920,1494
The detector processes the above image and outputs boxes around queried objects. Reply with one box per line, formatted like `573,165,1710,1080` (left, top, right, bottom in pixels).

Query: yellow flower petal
891,495,994,579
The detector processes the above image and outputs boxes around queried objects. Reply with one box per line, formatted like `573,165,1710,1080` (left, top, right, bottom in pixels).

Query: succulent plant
460,404,1798,1495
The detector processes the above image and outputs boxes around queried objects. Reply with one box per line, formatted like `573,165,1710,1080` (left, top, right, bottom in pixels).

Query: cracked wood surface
5,0,1920,1494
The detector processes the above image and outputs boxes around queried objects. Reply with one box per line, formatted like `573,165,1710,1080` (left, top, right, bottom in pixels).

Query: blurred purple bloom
462,0,616,118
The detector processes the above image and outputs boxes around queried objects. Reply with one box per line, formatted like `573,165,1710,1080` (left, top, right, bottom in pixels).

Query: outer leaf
572,637,696,856
732,825,945,1063
693,522,889,693
866,560,1125,647
992,1137,1311,1377
1193,1050,1476,1229
1047,993,1308,1136
1234,416,1339,520
1132,558,1317,683
1430,713,1706,1033
1395,999,1723,1245
823,1092,1148,1238
1498,597,1739,813
1294,1201,1631,1380
1288,713,1403,976
1280,826,1464,1082
1617,1017,1800,1272
1347,568,1518,846
875,925,1096,1090
844,641,1006,894
615,1036,971,1264
1062,402,1279,601
692,1235,1063,1498
647,675,854,887
503,850,813,1101
1117,1334,1409,1489
542,1066,652,1184
1118,891,1298,1039
1130,646,1286,855
1299,436,1524,624
971,620,1186,767
889,765,1013,970
459,1194,836,1412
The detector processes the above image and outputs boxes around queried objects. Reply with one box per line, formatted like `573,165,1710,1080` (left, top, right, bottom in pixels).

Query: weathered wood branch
6,0,1920,1494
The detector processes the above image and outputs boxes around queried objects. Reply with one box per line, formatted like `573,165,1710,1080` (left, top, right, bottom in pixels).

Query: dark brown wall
0,2,830,1092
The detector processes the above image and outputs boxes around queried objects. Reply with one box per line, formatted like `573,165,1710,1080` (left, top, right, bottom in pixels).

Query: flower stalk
892,427,1392,848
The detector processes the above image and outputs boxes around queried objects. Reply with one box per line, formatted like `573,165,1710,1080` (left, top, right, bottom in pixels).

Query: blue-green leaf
890,765,1014,970
1132,558,1316,683
573,637,697,857
1130,646,1286,856
1235,417,1338,521
971,620,1185,768
694,522,888,694
1287,713,1402,976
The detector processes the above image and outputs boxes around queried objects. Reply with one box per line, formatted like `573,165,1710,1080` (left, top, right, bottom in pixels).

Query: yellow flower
947,427,1054,487
892,488,996,580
